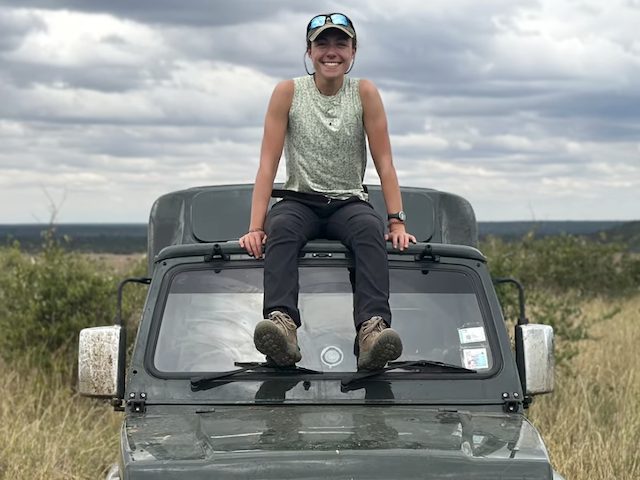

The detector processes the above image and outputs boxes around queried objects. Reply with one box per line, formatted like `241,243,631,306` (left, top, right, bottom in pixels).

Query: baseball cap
307,13,356,42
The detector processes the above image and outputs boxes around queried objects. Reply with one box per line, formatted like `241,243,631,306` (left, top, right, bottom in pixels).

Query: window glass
153,267,493,374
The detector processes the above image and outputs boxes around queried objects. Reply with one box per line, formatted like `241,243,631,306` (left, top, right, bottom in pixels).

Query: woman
239,13,416,371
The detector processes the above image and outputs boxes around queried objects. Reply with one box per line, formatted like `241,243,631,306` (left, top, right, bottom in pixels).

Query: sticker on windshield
458,326,486,344
321,346,344,369
462,348,489,370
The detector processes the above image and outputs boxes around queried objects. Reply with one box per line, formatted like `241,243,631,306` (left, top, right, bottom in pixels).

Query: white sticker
473,435,485,446
458,326,486,344
320,346,344,369
462,348,489,370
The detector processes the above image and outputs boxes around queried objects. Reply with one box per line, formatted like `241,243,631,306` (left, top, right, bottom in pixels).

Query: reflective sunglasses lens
309,16,326,29
330,14,349,27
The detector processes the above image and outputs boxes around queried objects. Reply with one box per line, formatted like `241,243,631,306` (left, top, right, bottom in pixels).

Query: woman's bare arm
240,80,294,258
360,78,416,250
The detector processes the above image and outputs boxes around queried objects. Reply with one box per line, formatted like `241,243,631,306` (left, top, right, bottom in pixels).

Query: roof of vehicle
147,184,479,275
155,240,486,266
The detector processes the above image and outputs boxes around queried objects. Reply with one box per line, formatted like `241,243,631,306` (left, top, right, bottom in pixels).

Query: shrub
482,232,638,364
0,231,119,375
481,232,640,298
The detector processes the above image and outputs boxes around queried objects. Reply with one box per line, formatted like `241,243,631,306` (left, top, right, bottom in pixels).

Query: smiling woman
304,13,358,80
239,12,418,372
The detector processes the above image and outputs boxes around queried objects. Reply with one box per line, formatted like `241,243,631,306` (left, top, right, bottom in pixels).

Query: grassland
528,295,640,479
0,361,121,479
0,251,638,479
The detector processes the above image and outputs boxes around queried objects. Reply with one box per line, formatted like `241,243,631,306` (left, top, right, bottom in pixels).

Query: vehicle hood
123,405,554,479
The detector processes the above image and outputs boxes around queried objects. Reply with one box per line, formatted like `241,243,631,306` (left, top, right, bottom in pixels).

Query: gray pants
263,193,391,330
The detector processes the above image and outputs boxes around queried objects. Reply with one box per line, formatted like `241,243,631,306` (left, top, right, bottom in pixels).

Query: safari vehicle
78,184,565,480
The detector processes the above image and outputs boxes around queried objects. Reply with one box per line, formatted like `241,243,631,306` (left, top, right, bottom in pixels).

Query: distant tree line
0,225,146,254
1,220,638,254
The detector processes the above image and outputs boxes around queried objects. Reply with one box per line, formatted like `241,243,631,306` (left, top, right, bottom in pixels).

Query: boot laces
360,316,386,342
268,311,297,331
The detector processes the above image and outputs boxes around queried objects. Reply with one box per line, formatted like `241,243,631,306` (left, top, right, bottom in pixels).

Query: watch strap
387,212,406,222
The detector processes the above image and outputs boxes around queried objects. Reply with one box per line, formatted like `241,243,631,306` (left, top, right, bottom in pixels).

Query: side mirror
515,324,555,396
78,325,125,399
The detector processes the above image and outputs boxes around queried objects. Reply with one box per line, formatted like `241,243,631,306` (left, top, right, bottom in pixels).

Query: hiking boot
254,311,302,367
357,316,403,371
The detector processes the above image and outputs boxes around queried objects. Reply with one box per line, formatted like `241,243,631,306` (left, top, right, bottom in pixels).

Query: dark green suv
78,184,565,480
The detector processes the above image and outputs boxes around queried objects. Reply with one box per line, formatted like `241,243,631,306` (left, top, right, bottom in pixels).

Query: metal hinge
127,392,147,413
111,398,125,412
501,392,522,413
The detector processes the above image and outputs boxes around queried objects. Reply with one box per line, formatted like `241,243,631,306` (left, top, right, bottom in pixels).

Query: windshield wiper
190,361,322,391
341,360,476,387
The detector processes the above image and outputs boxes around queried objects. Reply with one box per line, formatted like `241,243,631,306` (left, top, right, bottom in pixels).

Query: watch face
399,211,407,221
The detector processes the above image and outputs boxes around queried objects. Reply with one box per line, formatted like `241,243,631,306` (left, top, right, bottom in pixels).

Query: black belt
271,186,368,204
271,189,336,204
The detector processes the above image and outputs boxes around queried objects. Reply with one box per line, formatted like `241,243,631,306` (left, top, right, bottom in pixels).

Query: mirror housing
78,325,125,399
516,324,555,396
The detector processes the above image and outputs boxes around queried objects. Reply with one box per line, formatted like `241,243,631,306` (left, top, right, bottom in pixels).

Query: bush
0,231,141,376
482,232,638,364
481,232,640,298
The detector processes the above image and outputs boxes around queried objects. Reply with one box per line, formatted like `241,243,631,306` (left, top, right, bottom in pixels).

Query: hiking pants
262,194,391,330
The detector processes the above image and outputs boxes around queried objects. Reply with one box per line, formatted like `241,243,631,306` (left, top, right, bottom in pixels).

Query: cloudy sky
0,0,638,223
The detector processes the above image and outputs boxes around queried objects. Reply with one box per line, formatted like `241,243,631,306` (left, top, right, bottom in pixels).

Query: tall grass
528,296,640,479
0,359,121,480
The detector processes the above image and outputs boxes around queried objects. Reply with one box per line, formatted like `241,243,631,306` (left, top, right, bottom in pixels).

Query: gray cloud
0,0,320,26
0,10,45,52
0,59,166,91
540,90,640,121
0,0,639,223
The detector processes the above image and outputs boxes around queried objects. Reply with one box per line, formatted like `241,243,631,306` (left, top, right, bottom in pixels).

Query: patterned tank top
282,75,368,201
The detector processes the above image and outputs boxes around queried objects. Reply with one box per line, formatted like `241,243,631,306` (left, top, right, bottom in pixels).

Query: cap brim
308,24,355,42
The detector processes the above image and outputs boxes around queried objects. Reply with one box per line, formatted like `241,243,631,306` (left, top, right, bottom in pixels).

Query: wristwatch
388,211,407,222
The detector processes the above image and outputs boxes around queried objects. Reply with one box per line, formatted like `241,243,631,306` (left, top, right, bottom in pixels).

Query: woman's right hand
239,229,267,259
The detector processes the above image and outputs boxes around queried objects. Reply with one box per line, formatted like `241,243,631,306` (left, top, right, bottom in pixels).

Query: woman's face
308,30,356,79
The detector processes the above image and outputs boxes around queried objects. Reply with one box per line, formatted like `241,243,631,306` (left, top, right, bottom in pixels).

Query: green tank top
282,75,368,201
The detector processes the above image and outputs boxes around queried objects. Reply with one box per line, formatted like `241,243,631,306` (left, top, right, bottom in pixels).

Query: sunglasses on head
308,13,352,31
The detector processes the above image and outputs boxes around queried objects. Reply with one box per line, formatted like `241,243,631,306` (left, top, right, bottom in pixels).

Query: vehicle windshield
153,266,495,375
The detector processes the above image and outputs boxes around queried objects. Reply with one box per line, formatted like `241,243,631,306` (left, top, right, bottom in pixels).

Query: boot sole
357,329,403,371
254,320,302,367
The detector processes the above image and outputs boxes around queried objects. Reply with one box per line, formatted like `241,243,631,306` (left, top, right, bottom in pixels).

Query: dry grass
528,295,640,479
0,295,637,479
81,253,146,276
0,363,121,480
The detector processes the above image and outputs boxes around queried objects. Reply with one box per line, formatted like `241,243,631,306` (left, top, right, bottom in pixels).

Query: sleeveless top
282,75,368,201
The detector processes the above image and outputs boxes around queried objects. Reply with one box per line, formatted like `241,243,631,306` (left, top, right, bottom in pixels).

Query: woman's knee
350,211,384,236
266,214,299,236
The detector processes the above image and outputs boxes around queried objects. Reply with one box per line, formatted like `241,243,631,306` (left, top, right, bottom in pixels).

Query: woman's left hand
385,224,417,251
